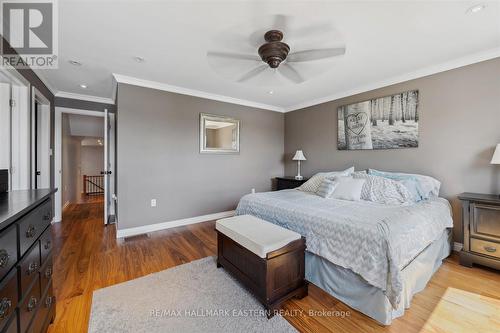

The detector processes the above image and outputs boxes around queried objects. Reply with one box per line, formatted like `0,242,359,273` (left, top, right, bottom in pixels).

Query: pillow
316,178,338,198
298,167,354,193
330,176,365,201
353,173,414,205
368,169,441,201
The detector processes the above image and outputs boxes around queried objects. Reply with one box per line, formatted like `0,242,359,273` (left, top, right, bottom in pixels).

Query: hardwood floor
48,200,500,333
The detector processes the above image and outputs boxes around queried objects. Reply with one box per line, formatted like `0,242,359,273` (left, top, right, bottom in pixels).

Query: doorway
54,107,116,225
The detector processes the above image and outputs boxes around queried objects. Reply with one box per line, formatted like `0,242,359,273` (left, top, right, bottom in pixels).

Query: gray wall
55,96,116,113
116,83,284,230
284,58,500,241
81,145,104,176
61,114,81,204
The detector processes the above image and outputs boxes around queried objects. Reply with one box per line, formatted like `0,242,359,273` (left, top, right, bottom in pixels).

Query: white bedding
235,189,453,308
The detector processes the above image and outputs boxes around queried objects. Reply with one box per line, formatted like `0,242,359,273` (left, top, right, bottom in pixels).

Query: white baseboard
453,242,463,252
116,210,235,239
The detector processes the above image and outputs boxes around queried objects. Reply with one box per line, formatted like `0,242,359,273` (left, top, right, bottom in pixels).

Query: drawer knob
484,246,497,253
27,296,37,312
0,249,9,268
44,240,52,250
45,266,53,278
26,224,36,238
0,297,12,319
43,213,51,221
27,261,39,275
45,296,54,308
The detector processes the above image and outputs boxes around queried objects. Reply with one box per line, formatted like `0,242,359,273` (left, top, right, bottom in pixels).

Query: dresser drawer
19,242,41,298
27,284,54,333
40,257,53,296
0,225,17,282
471,238,500,259
39,227,52,266
0,269,18,329
0,311,18,333
19,276,41,333
18,199,52,256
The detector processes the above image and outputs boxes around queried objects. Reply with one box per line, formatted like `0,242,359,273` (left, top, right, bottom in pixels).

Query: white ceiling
37,0,500,111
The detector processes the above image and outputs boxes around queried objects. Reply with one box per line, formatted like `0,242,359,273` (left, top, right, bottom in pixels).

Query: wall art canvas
338,90,419,150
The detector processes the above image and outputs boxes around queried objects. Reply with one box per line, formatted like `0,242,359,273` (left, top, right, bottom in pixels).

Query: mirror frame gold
199,113,240,154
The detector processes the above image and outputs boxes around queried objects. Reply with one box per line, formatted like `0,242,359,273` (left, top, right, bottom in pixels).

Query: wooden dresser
0,189,56,333
458,192,500,270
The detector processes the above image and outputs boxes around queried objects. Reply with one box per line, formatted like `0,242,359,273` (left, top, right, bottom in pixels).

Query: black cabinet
0,189,56,333
275,177,308,191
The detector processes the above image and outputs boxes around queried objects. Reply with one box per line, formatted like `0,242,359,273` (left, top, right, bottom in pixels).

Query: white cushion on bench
216,215,301,258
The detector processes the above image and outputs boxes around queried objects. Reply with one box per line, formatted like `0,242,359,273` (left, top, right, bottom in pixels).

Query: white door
103,108,115,224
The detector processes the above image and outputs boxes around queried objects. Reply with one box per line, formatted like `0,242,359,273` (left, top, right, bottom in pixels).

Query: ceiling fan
207,22,345,84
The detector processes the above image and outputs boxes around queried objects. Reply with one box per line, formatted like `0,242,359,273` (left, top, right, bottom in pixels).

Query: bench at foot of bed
216,214,308,318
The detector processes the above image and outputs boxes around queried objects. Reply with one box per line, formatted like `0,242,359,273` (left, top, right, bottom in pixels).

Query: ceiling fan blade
287,47,346,62
279,63,304,83
207,51,261,62
237,65,268,82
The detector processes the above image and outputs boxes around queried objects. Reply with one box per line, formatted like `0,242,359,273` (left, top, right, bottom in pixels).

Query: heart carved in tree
346,112,368,136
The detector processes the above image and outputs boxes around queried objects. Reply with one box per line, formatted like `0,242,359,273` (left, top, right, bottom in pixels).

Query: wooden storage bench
216,215,308,317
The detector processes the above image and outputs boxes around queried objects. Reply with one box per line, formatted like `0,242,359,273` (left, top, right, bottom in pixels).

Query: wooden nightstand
275,177,308,191
458,192,500,270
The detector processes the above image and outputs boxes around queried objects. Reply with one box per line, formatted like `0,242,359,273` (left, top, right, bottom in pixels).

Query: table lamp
293,150,306,180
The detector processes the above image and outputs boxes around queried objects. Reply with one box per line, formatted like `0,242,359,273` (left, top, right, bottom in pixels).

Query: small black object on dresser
275,177,308,191
458,192,500,270
0,189,56,333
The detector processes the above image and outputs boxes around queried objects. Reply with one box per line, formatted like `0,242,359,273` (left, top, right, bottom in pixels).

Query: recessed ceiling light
268,90,274,95
80,84,87,89
467,4,486,14
69,60,82,66
134,56,145,63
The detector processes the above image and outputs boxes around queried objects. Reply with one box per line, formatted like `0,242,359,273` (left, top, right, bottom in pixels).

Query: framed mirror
200,113,240,154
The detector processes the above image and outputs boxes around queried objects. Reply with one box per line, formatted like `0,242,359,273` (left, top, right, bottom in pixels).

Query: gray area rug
89,257,296,333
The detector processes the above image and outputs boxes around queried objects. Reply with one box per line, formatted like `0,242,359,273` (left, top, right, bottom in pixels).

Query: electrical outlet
151,199,157,207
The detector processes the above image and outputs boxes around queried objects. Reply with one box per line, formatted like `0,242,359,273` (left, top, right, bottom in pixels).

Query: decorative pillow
298,167,354,193
316,178,338,198
353,173,414,205
368,169,441,201
330,176,366,201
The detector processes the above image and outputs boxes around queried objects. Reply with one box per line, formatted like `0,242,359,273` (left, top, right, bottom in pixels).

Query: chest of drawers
0,189,56,333
458,192,500,270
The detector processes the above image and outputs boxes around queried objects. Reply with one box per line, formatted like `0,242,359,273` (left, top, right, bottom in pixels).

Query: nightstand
275,177,308,191
458,192,500,270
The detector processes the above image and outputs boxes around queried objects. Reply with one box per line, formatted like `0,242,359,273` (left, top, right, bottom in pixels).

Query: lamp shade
293,150,306,161
491,144,500,165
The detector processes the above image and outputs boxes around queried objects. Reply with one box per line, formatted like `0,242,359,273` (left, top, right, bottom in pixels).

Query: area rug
88,256,296,332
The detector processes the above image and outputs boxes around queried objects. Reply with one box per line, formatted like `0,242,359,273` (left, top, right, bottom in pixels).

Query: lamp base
295,175,303,180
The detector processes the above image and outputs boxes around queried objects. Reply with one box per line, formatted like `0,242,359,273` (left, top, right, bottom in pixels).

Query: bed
235,189,453,325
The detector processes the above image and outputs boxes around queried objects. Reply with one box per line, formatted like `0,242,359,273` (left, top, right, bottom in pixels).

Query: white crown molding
116,210,235,238
113,73,286,113
284,47,500,112
55,91,115,105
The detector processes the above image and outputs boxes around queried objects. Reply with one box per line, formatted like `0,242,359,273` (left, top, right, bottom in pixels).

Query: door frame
31,87,51,189
53,107,105,222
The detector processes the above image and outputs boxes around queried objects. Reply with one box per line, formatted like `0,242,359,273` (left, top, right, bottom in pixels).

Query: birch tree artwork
338,90,419,150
